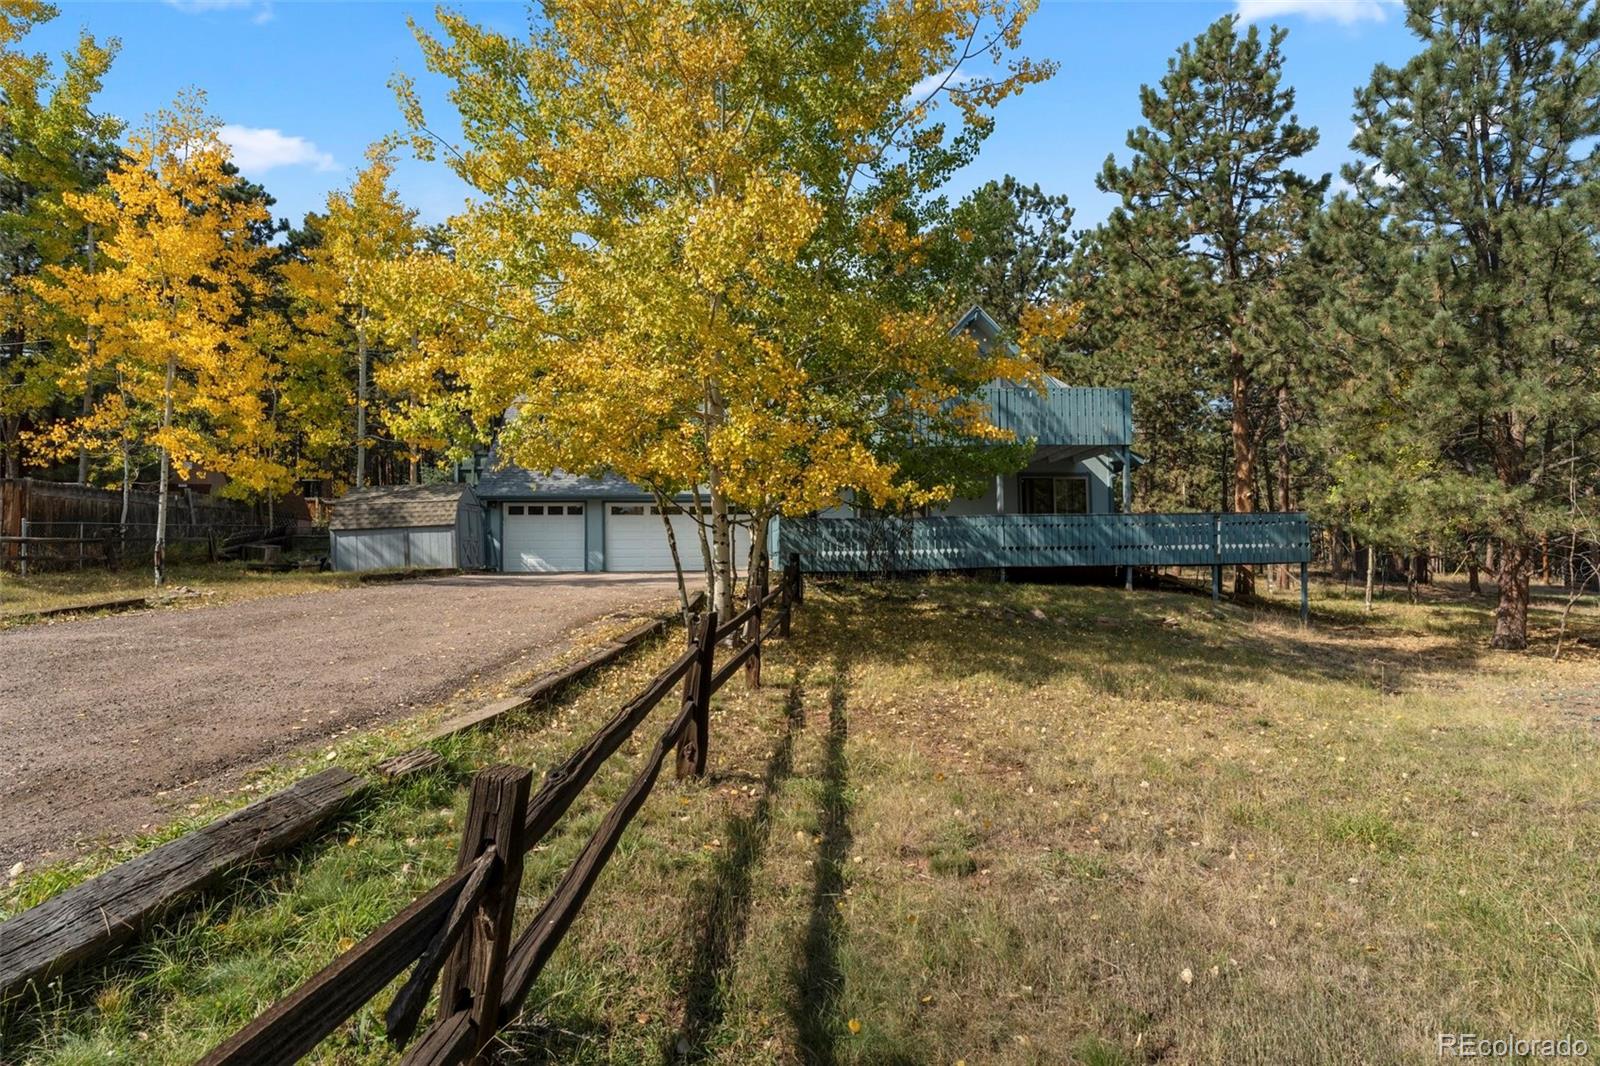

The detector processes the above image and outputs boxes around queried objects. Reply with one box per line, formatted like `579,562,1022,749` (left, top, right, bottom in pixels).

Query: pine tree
1086,15,1326,594
0,1,119,479
1336,0,1600,649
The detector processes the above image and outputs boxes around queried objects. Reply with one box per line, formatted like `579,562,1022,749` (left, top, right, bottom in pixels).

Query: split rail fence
198,558,803,1065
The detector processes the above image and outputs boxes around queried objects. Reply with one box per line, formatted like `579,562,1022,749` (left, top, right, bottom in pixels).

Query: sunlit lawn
0,561,358,621
6,574,1600,1064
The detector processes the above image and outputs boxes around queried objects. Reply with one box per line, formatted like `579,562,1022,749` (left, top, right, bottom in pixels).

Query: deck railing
778,511,1311,573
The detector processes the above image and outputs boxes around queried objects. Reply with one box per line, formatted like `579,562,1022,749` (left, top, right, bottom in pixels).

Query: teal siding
980,385,1132,446
778,512,1310,572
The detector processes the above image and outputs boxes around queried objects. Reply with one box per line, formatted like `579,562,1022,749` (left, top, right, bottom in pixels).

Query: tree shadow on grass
802,577,1511,701
669,668,808,1062
787,654,853,1066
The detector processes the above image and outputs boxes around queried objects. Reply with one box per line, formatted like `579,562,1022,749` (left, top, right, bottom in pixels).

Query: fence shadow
670,669,809,1061
788,654,853,1066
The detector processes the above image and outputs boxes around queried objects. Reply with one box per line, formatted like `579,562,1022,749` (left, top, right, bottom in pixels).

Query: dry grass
6,576,1600,1064
0,561,359,621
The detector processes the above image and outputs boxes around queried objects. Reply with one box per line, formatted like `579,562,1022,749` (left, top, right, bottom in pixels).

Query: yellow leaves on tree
32,91,277,584
388,0,1054,617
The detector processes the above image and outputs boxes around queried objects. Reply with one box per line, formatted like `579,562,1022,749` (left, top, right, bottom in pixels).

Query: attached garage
329,483,485,572
475,466,757,573
503,502,586,572
603,503,751,573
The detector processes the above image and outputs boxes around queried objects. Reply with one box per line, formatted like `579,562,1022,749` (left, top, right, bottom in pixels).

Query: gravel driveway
0,573,678,869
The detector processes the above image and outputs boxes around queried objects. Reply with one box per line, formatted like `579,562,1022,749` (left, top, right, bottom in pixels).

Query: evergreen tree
1083,15,1326,595
946,176,1073,329
1334,0,1600,648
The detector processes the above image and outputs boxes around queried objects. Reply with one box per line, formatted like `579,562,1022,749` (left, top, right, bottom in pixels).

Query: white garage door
605,503,752,572
503,503,586,572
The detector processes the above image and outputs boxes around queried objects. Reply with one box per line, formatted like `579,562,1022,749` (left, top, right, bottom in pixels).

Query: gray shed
329,483,485,572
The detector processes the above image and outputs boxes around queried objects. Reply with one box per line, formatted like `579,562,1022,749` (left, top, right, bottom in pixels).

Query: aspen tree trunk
653,490,693,629
355,325,369,489
1229,343,1256,599
408,455,419,485
153,353,175,588
746,512,769,603
690,485,716,610
119,442,131,567
77,223,97,485
1364,545,1376,613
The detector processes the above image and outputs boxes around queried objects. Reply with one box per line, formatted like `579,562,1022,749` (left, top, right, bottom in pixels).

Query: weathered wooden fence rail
199,561,802,1065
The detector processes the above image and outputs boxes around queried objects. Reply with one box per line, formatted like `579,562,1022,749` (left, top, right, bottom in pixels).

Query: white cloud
1234,0,1396,25
219,124,337,174
906,69,977,105
165,0,274,25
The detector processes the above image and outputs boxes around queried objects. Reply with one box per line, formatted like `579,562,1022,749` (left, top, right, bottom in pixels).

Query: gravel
0,572,678,869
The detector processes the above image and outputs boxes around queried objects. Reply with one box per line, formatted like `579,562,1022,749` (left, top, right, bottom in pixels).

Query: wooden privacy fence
199,559,803,1066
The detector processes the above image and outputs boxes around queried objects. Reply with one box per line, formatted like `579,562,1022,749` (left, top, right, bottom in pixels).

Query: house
407,304,1307,586
823,306,1140,521
471,306,1129,574
329,483,486,571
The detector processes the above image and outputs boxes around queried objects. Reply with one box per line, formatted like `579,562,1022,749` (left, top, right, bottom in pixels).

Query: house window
566,505,584,516
508,505,525,516
1018,475,1090,515
610,504,645,516
527,504,545,515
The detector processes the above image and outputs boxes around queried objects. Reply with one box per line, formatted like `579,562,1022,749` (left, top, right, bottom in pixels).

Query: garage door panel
605,504,752,572
504,503,585,572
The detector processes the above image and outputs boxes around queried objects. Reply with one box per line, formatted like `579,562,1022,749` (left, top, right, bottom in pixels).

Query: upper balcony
979,383,1133,449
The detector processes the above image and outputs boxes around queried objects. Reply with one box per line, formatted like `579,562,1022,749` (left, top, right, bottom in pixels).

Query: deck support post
1212,564,1222,605
1122,446,1133,591
1299,561,1309,625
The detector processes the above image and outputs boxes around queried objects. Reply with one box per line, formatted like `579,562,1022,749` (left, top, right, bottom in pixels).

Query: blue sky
32,0,1420,232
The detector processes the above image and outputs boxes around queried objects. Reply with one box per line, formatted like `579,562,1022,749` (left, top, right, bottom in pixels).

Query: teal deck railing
977,385,1133,447
777,512,1311,573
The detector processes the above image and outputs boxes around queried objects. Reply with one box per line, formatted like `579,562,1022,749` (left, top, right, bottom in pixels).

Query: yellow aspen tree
387,0,1058,619
285,143,422,488
33,91,278,586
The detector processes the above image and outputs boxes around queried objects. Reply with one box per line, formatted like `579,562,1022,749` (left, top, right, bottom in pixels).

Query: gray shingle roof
330,482,477,530
474,465,658,501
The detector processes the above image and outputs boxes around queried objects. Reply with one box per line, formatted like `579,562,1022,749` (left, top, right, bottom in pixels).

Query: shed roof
330,482,477,530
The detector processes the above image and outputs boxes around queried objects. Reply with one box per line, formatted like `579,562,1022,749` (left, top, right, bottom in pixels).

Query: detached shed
329,483,485,572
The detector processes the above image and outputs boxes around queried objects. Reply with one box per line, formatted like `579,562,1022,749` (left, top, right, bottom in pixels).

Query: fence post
789,551,803,606
1211,513,1222,605
676,610,716,779
19,517,28,577
779,562,793,638
1300,561,1310,626
746,569,765,690
435,764,531,1058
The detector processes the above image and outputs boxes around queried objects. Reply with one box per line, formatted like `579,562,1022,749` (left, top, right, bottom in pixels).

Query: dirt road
0,573,677,868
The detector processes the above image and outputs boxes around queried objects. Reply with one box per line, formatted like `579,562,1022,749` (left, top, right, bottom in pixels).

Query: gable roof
329,482,477,530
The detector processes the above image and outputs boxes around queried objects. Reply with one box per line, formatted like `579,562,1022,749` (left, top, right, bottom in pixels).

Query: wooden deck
777,511,1311,573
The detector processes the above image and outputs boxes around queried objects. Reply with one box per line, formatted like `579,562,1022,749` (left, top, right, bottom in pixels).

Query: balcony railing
777,511,1311,573
978,384,1133,447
